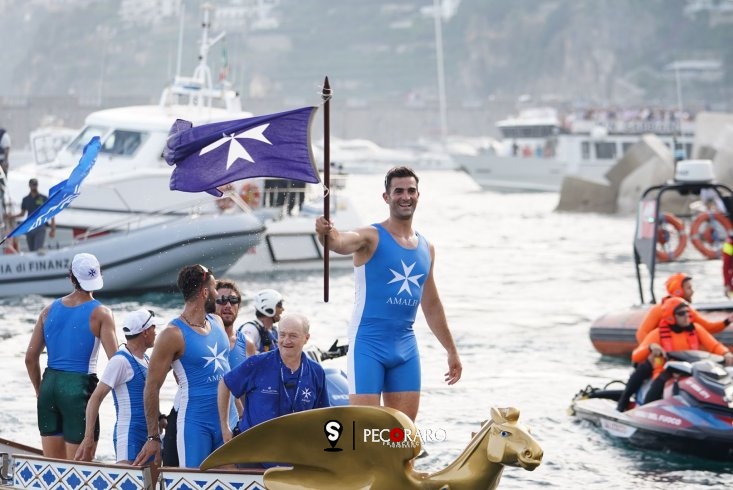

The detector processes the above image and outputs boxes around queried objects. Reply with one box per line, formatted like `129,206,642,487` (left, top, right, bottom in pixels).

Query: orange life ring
239,183,261,208
689,212,732,259
656,212,687,262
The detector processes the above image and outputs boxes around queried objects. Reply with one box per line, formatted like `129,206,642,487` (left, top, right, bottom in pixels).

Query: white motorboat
0,211,264,298
456,106,695,192
4,5,250,220
314,137,417,175
3,5,360,276
314,137,461,175
228,174,357,274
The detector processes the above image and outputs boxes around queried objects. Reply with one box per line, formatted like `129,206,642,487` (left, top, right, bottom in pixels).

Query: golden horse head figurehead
486,407,543,471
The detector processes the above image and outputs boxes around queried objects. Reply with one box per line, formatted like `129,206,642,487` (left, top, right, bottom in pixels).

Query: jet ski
569,350,733,461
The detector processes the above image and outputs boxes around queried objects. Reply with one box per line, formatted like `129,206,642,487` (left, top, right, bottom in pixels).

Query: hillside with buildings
0,0,732,144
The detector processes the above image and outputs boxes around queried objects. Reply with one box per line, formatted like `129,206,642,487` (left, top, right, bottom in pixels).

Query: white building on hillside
119,0,181,26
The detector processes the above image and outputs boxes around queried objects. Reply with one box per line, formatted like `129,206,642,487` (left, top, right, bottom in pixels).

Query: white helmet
253,289,283,317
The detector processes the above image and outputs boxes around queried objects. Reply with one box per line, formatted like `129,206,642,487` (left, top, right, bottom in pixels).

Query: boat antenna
189,4,226,105
673,60,685,166
674,60,684,124
175,1,186,78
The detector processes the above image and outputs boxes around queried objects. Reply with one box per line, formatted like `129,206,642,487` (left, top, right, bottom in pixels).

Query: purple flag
166,106,320,196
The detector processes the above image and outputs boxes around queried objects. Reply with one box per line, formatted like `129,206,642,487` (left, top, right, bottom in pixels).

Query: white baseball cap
122,308,167,336
71,253,104,291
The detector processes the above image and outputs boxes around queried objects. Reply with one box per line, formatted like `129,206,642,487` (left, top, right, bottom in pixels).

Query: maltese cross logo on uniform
388,260,424,296
300,387,313,402
203,342,228,372
199,123,273,169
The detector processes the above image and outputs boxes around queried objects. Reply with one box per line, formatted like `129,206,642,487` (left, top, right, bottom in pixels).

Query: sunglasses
199,265,209,283
674,310,690,317
124,309,156,334
216,295,241,305
143,309,155,328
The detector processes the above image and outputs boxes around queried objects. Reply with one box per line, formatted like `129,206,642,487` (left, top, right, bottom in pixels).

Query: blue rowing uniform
226,333,245,429
348,223,430,394
171,315,231,468
110,349,147,462
44,298,102,374
229,329,248,368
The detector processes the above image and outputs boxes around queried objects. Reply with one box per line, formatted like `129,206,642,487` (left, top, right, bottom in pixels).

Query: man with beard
161,278,249,466
214,279,252,367
134,264,230,468
213,279,248,431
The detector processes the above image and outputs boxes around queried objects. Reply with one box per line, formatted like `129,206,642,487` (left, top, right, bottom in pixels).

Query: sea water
1,170,732,489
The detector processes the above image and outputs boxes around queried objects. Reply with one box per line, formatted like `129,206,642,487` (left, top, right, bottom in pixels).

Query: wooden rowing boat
0,437,265,490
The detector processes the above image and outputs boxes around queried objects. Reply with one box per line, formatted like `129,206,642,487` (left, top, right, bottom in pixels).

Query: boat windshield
67,125,109,153
99,130,147,157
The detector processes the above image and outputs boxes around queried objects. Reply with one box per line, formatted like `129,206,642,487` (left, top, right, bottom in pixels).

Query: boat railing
71,195,235,243
223,177,345,221
569,118,695,136
71,171,347,243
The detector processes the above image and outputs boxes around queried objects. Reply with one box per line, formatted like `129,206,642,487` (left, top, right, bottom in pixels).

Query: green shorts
37,368,100,444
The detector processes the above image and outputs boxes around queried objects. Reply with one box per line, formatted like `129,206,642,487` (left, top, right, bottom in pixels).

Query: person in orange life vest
723,235,733,297
617,298,733,411
635,272,732,344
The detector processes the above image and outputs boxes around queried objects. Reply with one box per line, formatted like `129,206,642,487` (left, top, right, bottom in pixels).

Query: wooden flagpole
322,76,331,302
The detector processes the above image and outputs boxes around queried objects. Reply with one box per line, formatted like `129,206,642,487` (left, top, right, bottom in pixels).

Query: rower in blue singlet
315,166,463,422
349,223,430,394
133,264,232,468
171,314,230,467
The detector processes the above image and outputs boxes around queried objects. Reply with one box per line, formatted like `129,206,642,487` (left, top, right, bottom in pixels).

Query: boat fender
239,183,261,208
656,213,687,262
689,212,732,259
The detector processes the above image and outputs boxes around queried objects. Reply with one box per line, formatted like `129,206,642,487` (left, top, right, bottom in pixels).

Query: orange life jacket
658,324,699,352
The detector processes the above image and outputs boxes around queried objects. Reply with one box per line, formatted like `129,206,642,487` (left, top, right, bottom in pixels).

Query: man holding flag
13,178,56,251
314,166,462,422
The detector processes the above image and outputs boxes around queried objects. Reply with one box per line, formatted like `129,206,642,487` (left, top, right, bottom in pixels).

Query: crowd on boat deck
561,106,695,131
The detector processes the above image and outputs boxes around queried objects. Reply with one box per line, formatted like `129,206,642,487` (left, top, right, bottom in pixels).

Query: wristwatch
147,434,161,443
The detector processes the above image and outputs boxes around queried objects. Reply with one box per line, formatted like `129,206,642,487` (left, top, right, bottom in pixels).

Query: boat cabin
494,107,694,172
